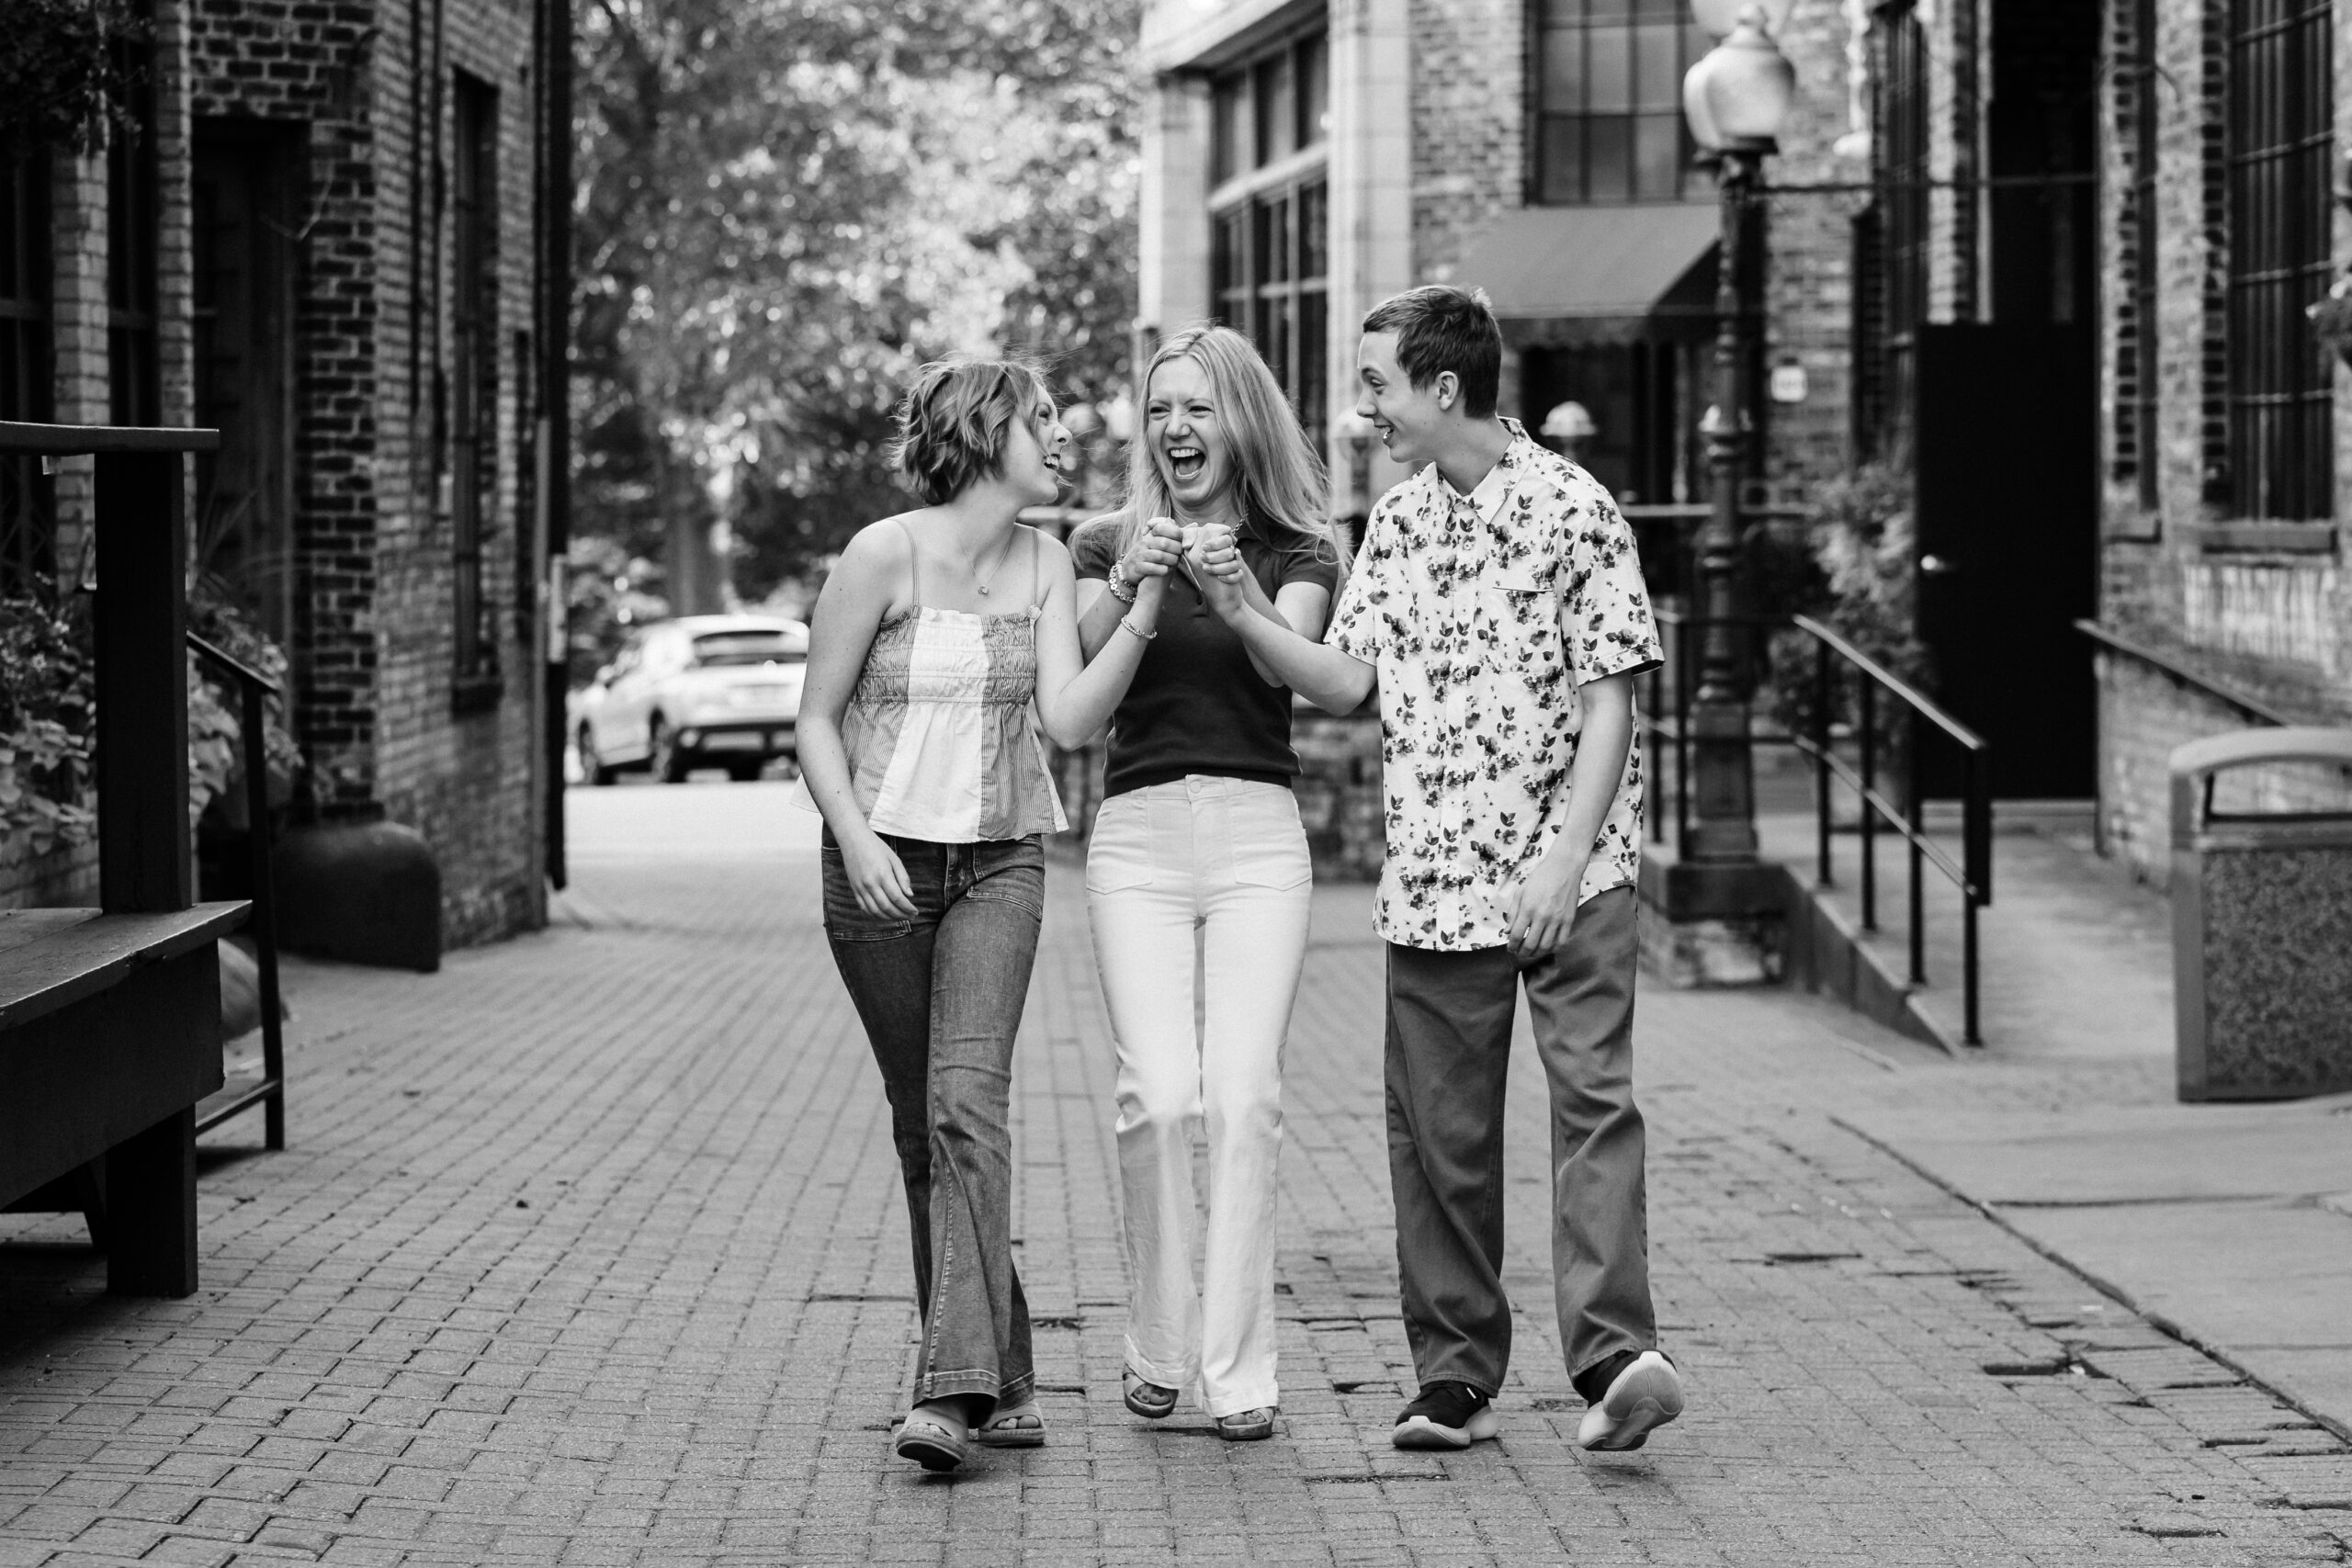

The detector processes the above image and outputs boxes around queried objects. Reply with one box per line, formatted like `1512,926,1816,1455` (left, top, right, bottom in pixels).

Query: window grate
2224,0,2332,522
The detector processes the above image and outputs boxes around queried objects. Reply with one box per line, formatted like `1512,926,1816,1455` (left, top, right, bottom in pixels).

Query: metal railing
1642,606,1994,1044
188,633,287,1148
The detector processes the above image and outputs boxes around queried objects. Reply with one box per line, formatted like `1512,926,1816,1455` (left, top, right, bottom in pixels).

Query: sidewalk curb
1831,1112,2352,1447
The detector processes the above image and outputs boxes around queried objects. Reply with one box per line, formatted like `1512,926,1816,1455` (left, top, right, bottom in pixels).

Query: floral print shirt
1325,420,1663,952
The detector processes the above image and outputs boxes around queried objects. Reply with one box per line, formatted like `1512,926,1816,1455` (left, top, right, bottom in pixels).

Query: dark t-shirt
1069,512,1342,798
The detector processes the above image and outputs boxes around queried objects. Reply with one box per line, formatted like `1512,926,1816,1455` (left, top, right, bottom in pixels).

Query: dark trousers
1384,886,1655,1395
823,831,1044,1414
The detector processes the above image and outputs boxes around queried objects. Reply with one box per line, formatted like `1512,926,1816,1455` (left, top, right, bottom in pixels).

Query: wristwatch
1106,557,1138,604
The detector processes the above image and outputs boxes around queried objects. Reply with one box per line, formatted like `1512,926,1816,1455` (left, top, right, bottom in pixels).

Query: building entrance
1908,0,2101,800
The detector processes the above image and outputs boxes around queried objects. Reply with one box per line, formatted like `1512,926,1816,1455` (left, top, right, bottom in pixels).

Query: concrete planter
276,821,442,972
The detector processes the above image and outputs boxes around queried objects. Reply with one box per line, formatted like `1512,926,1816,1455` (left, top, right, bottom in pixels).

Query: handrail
187,633,281,697
0,420,220,455
1792,614,1987,753
1641,606,1993,1044
187,634,286,1150
2074,619,2297,728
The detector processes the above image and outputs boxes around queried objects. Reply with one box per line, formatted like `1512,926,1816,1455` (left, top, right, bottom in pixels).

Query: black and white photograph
1,0,2348,1561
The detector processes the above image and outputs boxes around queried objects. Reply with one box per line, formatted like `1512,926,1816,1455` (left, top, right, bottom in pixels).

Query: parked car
571,615,808,784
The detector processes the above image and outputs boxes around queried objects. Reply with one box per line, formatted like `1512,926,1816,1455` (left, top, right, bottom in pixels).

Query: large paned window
2224,0,2332,521
1528,0,1712,205
1208,29,1329,447
1,154,54,594
451,73,501,696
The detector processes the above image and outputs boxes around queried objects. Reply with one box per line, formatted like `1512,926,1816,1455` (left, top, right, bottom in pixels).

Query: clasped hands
1122,516,1247,616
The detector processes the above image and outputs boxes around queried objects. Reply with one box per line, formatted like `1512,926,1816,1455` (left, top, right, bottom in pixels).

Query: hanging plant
2307,276,2352,371
0,589,96,859
0,0,141,160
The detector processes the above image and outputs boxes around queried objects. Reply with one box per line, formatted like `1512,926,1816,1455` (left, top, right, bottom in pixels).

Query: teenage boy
1190,285,1683,1452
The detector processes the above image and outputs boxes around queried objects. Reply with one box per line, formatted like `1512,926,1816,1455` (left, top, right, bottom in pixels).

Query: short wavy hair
891,355,1053,505
1362,285,1502,420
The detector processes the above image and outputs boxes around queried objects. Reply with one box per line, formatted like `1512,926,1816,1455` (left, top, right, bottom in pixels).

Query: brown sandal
894,1408,970,1472
1123,1368,1179,1419
1216,1406,1276,1442
975,1400,1046,1448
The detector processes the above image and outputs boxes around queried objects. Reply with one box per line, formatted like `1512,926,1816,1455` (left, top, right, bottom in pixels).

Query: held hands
1184,523,1249,620
843,832,919,919
1123,518,1185,586
1505,850,1589,961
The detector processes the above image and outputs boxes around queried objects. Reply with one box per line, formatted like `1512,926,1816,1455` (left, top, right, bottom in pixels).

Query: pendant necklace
973,526,1017,598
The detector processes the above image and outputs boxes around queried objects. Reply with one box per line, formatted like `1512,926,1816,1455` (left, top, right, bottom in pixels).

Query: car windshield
691,630,807,668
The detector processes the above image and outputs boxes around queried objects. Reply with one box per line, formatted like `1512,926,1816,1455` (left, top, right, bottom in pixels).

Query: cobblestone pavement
3,782,2347,1567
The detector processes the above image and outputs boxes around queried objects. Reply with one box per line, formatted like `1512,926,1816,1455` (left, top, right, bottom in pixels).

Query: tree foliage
573,0,1141,602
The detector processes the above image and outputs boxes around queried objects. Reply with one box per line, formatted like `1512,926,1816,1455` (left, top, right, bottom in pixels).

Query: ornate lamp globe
1682,5,1795,153
1691,0,1794,38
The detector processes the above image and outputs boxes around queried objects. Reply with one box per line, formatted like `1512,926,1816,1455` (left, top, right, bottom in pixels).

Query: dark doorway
1520,340,1695,507
1915,325,2097,799
1912,0,2099,800
192,121,298,644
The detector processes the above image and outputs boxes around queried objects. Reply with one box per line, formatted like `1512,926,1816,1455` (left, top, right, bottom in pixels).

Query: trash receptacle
2170,727,2352,1101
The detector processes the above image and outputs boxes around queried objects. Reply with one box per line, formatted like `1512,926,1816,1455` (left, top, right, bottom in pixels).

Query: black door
1913,322,2097,799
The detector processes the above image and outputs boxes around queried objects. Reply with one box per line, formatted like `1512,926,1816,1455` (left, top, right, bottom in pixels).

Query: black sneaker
1391,1382,1501,1450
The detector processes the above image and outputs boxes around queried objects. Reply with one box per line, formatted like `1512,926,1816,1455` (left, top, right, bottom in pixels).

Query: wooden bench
0,421,252,1297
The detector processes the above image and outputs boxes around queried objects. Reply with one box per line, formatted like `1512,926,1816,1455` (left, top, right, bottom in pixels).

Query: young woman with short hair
797,355,1180,1472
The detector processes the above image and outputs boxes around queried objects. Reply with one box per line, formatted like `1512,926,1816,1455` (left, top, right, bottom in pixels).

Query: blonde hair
891,355,1053,504
1123,325,1340,570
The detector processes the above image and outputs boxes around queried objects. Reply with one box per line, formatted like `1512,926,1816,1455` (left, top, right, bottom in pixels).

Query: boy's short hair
892,356,1051,504
1361,286,1502,420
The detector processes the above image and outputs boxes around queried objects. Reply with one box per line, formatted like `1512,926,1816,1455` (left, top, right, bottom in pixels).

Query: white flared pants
1085,776,1313,1417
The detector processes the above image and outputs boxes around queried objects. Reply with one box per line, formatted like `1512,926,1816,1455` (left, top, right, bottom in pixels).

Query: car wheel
726,760,764,783
649,716,689,784
578,725,617,786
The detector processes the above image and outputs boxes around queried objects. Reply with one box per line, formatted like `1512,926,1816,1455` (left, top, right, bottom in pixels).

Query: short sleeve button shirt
1325,419,1663,952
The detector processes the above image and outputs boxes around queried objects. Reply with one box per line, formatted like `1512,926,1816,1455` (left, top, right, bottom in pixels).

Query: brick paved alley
3,782,2348,1567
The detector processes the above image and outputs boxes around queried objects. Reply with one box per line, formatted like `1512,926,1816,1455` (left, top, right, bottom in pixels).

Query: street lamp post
1679,4,1793,866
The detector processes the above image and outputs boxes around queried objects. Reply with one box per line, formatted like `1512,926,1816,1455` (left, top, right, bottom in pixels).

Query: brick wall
1757,0,1871,495
1408,0,1520,286
2092,0,2352,877
2094,651,2352,889
68,0,547,947
348,0,543,946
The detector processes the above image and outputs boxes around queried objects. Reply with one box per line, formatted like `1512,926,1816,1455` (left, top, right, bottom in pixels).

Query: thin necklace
974,525,1018,598
1183,493,1248,615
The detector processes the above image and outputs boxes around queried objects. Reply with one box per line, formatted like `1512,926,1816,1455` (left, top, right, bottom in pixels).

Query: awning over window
1452,204,1720,320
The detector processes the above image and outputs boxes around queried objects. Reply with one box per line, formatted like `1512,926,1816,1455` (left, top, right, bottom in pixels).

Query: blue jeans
822,830,1044,1414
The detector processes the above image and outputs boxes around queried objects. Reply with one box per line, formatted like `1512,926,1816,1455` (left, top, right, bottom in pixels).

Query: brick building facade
1136,0,2350,896
2090,0,2352,885
2,0,564,944
1136,0,1862,525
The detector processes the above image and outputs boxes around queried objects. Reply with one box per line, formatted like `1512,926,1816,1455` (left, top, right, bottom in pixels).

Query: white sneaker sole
1391,1404,1501,1450
1577,1359,1685,1451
